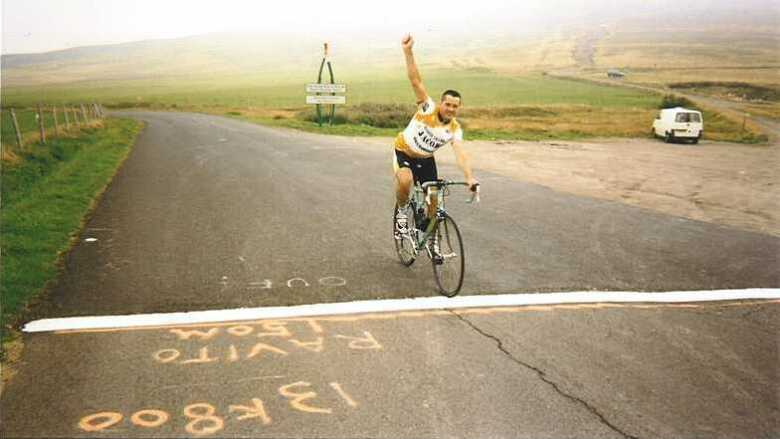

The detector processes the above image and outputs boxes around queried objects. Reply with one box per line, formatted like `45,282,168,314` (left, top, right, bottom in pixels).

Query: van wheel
691,137,699,144
664,132,674,143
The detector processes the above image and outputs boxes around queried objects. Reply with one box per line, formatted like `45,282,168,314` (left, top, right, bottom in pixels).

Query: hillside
1,5,778,108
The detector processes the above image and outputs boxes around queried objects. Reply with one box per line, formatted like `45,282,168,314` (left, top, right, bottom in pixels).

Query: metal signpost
307,43,346,126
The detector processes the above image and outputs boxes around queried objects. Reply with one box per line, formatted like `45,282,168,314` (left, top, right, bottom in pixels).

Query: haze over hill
1,1,778,95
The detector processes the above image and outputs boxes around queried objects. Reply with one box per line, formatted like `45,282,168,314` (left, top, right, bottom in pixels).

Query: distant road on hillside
548,68,780,141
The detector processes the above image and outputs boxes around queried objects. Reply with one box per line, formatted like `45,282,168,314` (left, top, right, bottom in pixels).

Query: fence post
52,106,60,137
97,103,104,118
10,108,23,150
73,107,81,126
63,105,70,129
37,104,46,144
81,104,88,123
93,103,101,119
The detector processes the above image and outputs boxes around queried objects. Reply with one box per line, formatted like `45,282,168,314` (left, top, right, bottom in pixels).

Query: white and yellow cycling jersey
394,96,463,158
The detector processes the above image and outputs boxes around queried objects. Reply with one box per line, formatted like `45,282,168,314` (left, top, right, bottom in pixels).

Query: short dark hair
441,90,462,101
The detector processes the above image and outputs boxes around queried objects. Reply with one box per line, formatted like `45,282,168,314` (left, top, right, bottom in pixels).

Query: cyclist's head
439,89,462,122
442,90,461,102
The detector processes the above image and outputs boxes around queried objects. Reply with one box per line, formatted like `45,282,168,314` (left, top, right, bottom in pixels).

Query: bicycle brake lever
466,184,480,204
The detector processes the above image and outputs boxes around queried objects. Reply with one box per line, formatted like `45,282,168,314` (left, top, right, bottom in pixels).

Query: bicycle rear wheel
431,213,464,296
394,204,417,266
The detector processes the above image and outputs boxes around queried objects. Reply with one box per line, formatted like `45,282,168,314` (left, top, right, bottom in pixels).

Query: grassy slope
594,25,780,69
3,70,657,108
586,23,780,123
216,105,756,143
6,68,758,142
1,118,142,331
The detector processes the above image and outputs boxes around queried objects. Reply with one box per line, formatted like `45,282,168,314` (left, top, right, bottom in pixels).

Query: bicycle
393,180,480,296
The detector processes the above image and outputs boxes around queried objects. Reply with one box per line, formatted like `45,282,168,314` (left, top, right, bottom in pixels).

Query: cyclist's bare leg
427,187,438,219
395,167,413,207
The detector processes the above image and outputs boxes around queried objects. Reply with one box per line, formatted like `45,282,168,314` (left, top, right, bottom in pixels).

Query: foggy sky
2,0,778,55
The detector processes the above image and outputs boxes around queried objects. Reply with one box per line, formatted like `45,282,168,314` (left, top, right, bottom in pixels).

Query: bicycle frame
405,180,477,256
405,187,440,257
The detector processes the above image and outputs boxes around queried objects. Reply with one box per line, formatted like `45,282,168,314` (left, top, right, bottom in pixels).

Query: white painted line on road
22,289,780,333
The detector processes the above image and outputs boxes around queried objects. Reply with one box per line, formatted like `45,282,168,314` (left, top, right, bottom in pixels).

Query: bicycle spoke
443,219,454,251
432,214,464,296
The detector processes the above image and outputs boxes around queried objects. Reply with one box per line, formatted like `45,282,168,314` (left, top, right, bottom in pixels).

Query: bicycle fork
420,210,449,260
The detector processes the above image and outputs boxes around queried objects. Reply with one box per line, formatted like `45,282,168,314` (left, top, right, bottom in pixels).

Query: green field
1,118,142,333
2,68,763,143
2,70,660,109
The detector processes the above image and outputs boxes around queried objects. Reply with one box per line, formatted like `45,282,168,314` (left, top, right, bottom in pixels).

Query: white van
652,107,703,144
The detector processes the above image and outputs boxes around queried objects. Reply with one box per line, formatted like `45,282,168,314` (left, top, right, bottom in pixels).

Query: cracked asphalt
3,303,778,438
453,312,637,439
2,112,778,438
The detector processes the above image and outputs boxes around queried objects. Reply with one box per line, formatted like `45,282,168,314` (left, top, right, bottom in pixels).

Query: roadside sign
307,95,346,105
306,83,347,93
310,43,345,126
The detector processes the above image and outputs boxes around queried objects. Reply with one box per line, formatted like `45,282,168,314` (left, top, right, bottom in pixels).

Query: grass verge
1,117,142,338
203,102,763,143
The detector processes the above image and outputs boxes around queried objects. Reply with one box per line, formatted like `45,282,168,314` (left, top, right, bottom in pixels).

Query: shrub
738,132,770,144
104,102,152,109
296,103,415,128
297,110,348,125
660,94,697,109
669,82,780,102
465,106,558,118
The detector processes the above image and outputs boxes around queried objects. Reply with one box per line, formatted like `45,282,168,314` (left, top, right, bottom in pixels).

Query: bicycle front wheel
431,213,465,296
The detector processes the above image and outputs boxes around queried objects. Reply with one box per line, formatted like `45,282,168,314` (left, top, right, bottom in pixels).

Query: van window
675,112,701,123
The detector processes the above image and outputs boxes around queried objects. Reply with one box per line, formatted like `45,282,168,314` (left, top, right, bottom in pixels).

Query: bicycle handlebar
420,180,480,203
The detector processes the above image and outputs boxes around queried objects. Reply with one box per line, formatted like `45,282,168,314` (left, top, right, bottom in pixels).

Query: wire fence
1,103,106,154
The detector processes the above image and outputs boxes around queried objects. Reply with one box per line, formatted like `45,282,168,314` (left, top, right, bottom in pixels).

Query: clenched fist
401,34,414,50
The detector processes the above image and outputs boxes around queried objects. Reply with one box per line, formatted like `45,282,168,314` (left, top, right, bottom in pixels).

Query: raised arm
401,34,428,104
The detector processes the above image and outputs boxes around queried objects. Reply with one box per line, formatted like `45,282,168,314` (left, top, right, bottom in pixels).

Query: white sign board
306,83,347,93
306,95,346,105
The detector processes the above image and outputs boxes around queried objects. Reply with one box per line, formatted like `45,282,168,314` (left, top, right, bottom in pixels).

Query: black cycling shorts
394,149,438,185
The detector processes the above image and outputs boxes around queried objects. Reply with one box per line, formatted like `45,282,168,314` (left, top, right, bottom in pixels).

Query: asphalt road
2,112,778,438
26,111,780,317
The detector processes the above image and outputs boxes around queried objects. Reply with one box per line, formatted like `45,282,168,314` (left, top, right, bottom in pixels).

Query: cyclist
394,33,478,240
